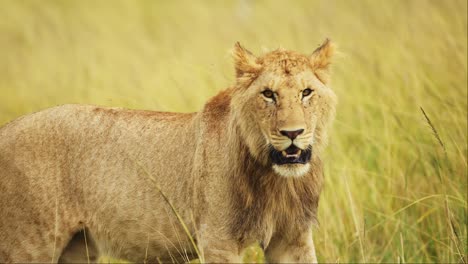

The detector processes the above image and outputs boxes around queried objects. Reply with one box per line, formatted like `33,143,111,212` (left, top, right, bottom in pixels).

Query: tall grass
0,0,466,262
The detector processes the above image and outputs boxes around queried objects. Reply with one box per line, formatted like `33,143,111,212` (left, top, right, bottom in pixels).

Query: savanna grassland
0,0,466,263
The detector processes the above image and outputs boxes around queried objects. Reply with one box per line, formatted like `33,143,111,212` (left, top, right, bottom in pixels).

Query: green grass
0,0,466,262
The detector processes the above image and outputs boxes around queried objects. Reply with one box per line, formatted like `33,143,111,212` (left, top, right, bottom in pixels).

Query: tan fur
0,40,336,263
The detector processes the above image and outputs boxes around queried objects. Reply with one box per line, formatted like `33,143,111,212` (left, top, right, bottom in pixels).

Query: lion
0,39,337,263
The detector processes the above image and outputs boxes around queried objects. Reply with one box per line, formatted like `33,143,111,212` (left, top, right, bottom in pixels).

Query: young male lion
0,40,336,263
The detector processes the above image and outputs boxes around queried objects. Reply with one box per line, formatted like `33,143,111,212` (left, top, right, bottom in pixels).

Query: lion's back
0,103,198,206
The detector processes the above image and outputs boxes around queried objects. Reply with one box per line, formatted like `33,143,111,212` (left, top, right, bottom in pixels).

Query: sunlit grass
0,0,466,262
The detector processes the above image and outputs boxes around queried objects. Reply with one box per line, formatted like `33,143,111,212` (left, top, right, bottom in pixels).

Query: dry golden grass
0,0,466,262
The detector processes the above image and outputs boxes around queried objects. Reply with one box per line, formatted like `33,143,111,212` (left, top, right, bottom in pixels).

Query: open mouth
269,145,312,165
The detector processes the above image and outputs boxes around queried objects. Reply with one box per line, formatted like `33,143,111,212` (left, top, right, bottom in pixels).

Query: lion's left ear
310,39,336,85
232,42,262,78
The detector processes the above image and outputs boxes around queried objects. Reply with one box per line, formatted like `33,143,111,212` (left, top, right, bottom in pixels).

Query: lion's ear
232,42,262,78
310,39,336,85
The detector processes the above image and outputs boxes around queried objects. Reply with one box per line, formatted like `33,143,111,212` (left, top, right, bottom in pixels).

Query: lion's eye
262,89,275,99
302,88,314,97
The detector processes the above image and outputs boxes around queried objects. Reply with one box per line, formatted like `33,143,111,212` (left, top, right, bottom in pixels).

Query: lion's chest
231,187,315,248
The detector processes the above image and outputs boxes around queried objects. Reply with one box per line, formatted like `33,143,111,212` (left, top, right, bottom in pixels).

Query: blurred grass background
0,0,466,262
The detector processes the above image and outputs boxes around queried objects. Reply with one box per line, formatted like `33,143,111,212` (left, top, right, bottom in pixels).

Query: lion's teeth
283,149,302,158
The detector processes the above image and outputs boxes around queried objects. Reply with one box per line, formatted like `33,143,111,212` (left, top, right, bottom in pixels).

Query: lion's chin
272,163,311,178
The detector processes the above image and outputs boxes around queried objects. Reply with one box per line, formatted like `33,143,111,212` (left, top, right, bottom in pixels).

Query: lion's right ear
232,42,262,78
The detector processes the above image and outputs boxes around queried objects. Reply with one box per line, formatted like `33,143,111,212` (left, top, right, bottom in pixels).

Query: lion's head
230,39,337,178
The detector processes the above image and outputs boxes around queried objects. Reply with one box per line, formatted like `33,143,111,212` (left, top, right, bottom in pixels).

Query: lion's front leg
197,228,242,263
200,240,242,263
265,228,318,263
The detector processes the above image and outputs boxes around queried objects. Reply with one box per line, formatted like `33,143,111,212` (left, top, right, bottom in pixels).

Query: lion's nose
280,129,304,140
